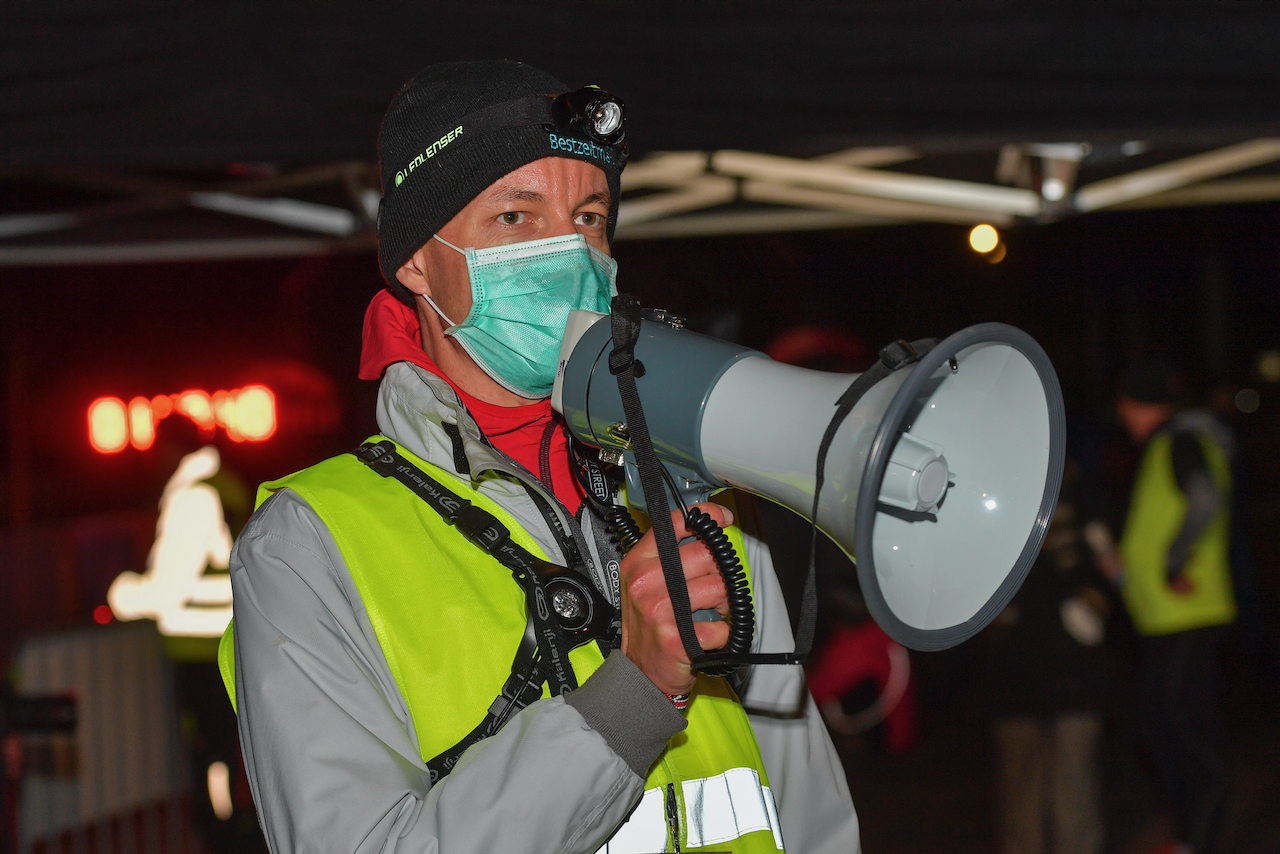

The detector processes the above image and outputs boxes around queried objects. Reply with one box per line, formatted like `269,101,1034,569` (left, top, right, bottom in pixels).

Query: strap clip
878,339,918,370
878,337,940,371
451,504,510,553
608,294,642,375
353,440,396,465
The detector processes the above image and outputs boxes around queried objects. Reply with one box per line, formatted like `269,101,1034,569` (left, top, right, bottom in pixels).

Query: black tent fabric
5,1,1280,169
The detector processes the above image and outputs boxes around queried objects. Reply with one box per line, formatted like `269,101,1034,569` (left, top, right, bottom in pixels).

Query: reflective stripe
683,767,784,850
595,786,668,854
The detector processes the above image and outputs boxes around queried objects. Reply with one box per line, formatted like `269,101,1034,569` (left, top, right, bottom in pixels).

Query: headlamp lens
591,101,623,138
551,86,627,146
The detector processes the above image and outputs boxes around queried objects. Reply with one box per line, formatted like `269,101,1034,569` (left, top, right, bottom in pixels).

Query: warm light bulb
969,224,1000,253
89,397,129,453
129,397,156,451
235,385,277,441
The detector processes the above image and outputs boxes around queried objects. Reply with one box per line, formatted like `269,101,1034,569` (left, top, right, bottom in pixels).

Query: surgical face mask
423,233,618,399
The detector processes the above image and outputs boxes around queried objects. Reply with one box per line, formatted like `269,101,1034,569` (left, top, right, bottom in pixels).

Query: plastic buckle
488,666,539,719
452,504,510,552
878,339,918,370
353,441,395,464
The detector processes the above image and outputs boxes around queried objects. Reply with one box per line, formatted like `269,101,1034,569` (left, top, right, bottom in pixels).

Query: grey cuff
564,650,687,777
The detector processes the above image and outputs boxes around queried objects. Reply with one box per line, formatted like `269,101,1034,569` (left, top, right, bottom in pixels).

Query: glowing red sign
88,385,276,453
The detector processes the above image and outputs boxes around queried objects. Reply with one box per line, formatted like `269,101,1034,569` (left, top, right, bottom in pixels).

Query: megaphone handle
607,295,819,674
608,295,711,669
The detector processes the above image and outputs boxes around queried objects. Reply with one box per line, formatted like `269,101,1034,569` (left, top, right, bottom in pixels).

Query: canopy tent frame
4,138,1280,265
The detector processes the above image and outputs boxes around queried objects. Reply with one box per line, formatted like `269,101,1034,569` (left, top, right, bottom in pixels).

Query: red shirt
359,290,586,515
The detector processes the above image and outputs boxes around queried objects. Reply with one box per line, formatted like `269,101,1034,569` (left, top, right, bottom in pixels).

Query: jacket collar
375,361,579,534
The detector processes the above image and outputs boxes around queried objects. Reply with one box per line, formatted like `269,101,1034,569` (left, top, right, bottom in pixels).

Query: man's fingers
685,573,729,614
694,620,731,651
626,502,736,564
670,502,734,540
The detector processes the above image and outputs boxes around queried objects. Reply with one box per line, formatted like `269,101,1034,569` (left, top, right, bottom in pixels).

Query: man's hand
619,503,733,696
1167,569,1196,596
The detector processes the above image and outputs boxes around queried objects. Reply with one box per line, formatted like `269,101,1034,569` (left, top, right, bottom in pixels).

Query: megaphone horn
553,311,1066,652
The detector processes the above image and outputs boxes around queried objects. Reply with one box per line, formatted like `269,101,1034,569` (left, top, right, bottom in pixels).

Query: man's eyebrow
490,187,547,204
486,187,610,207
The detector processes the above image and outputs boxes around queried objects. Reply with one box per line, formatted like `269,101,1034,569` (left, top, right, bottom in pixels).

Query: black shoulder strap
423,621,544,783
351,440,593,781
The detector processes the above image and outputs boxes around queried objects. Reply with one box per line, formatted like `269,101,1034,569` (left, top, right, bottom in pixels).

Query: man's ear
396,246,432,298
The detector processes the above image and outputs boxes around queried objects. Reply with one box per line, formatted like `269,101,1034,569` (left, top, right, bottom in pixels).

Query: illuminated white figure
108,446,234,637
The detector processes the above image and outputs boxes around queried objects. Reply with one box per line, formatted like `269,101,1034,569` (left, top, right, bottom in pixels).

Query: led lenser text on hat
395,125,464,186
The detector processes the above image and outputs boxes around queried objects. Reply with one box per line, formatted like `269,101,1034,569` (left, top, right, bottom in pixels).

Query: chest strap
351,440,618,781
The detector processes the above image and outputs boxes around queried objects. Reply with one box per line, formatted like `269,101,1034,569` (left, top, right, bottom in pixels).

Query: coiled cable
566,434,754,675
605,504,643,552
684,506,755,675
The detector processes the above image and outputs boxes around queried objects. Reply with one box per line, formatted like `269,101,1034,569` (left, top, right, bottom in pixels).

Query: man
1111,362,1235,854
220,60,859,854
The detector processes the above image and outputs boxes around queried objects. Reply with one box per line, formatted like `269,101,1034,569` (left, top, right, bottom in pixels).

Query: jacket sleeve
739,530,862,854
1166,431,1223,576
230,489,683,854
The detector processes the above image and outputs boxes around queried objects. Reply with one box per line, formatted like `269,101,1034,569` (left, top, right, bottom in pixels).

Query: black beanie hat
376,60,628,306
1118,359,1180,405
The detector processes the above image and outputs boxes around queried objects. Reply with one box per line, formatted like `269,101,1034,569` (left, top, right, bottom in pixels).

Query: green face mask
424,233,618,399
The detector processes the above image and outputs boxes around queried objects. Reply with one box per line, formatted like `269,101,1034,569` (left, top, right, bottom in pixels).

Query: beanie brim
378,125,624,303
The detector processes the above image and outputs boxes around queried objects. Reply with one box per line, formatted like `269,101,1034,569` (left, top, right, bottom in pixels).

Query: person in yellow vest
1109,361,1234,854
219,61,859,854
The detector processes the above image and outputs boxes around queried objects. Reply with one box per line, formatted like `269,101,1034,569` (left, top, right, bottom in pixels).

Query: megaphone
552,310,1065,652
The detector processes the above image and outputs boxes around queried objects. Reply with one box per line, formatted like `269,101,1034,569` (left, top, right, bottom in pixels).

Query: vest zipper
665,782,681,853
539,418,557,493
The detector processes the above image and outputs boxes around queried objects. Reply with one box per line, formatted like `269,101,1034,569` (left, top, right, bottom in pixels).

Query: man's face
1116,396,1173,444
397,156,611,324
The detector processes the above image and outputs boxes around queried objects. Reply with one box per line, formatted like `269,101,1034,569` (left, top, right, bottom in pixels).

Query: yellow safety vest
1119,429,1235,636
221,437,785,852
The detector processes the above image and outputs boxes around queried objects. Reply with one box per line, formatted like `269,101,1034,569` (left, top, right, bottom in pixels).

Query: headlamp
552,86,627,146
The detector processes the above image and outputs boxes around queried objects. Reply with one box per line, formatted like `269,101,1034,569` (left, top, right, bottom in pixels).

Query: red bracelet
664,692,691,711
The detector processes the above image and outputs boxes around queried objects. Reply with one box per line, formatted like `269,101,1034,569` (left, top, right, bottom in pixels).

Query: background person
1108,361,1236,854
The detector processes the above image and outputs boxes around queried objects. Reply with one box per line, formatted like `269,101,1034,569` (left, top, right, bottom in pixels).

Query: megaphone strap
608,295,714,667
608,295,809,675
804,337,939,654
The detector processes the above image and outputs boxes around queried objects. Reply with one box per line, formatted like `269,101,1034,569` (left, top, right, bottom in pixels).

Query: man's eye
577,212,601,227
499,212,525,225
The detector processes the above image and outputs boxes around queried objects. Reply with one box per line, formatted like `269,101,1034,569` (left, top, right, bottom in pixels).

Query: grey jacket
229,361,860,854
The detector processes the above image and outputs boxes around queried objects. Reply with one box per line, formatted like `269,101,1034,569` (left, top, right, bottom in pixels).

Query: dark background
4,5,1280,852
5,200,1277,523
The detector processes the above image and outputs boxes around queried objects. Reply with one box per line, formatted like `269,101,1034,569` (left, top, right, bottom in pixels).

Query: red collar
359,290,584,513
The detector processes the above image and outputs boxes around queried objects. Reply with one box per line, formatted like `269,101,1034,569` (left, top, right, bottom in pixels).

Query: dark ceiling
5,1,1280,169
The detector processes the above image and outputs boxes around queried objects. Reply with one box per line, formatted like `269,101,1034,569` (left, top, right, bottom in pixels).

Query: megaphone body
552,310,1065,652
